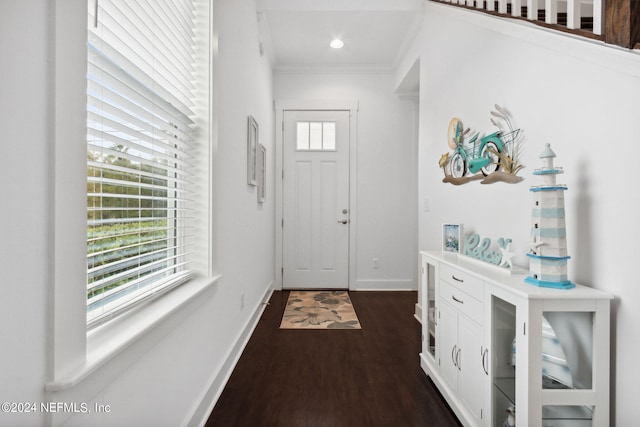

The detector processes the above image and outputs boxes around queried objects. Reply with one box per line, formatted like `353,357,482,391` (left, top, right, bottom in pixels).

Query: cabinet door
438,299,459,393
458,314,485,424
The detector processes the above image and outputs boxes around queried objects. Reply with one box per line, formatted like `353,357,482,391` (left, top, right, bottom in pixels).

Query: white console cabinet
438,263,487,425
419,251,612,427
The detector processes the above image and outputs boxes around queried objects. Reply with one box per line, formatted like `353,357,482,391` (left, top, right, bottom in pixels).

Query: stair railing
432,0,640,49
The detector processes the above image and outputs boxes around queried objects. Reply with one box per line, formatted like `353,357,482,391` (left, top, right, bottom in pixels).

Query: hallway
206,291,461,427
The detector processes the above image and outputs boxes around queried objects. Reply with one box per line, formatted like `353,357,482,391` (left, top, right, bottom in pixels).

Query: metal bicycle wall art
439,105,526,185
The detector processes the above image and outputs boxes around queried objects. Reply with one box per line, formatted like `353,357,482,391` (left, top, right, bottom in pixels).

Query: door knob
337,219,348,224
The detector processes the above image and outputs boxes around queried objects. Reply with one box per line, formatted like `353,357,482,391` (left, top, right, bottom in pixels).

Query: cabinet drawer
440,280,483,324
440,263,484,302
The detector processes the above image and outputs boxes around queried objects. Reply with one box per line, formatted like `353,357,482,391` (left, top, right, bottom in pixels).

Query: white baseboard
184,283,274,427
351,279,417,291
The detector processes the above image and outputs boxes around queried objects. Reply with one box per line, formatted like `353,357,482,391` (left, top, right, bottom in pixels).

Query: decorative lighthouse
525,144,575,289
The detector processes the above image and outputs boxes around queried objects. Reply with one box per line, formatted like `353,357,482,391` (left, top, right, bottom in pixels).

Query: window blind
86,0,200,329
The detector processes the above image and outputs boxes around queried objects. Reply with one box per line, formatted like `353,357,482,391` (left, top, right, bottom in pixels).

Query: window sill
44,274,221,392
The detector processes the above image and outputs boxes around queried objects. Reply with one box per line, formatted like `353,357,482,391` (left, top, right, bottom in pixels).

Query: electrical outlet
372,258,380,269
240,292,245,310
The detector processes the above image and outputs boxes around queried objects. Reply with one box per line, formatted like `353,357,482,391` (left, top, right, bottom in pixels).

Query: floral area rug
280,291,362,329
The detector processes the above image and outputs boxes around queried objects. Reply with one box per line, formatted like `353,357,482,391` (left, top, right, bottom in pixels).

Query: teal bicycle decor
441,105,525,185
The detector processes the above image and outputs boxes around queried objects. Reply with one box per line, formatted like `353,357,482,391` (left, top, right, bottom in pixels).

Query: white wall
0,0,274,426
214,0,275,292
0,1,50,426
400,3,640,425
273,72,419,290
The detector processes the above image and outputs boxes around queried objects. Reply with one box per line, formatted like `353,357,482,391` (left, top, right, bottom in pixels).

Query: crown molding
274,64,395,75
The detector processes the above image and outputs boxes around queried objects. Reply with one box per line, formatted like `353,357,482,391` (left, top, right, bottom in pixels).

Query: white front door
282,110,350,289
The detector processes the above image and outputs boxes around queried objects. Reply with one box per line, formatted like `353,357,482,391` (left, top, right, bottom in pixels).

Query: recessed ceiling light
330,39,344,49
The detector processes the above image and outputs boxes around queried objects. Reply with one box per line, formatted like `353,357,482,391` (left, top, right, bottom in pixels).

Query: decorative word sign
464,234,514,268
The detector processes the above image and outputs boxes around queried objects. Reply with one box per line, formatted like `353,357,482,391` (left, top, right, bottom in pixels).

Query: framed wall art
443,223,463,253
247,115,258,186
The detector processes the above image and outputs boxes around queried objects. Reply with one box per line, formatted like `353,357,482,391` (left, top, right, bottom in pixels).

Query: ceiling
256,0,425,71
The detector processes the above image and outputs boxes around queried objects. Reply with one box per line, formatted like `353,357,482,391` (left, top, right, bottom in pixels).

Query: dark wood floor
206,291,461,427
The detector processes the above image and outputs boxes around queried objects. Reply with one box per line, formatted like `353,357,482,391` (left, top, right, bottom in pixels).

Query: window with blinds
86,0,204,328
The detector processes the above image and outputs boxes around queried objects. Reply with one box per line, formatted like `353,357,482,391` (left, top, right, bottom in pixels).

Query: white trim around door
274,99,359,290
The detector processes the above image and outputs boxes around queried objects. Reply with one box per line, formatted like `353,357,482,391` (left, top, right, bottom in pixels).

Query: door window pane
309,122,322,150
323,122,336,150
296,122,309,150
296,121,337,151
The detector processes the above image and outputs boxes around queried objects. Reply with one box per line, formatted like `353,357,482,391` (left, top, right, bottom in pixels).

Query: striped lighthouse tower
525,144,575,289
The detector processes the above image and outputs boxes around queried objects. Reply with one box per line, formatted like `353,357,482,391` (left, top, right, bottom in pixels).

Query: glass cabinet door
491,295,517,427
490,297,606,427
421,257,437,360
540,311,595,427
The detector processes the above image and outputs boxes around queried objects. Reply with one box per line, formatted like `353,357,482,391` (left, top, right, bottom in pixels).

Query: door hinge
523,321,526,335
282,121,284,131
281,218,284,227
